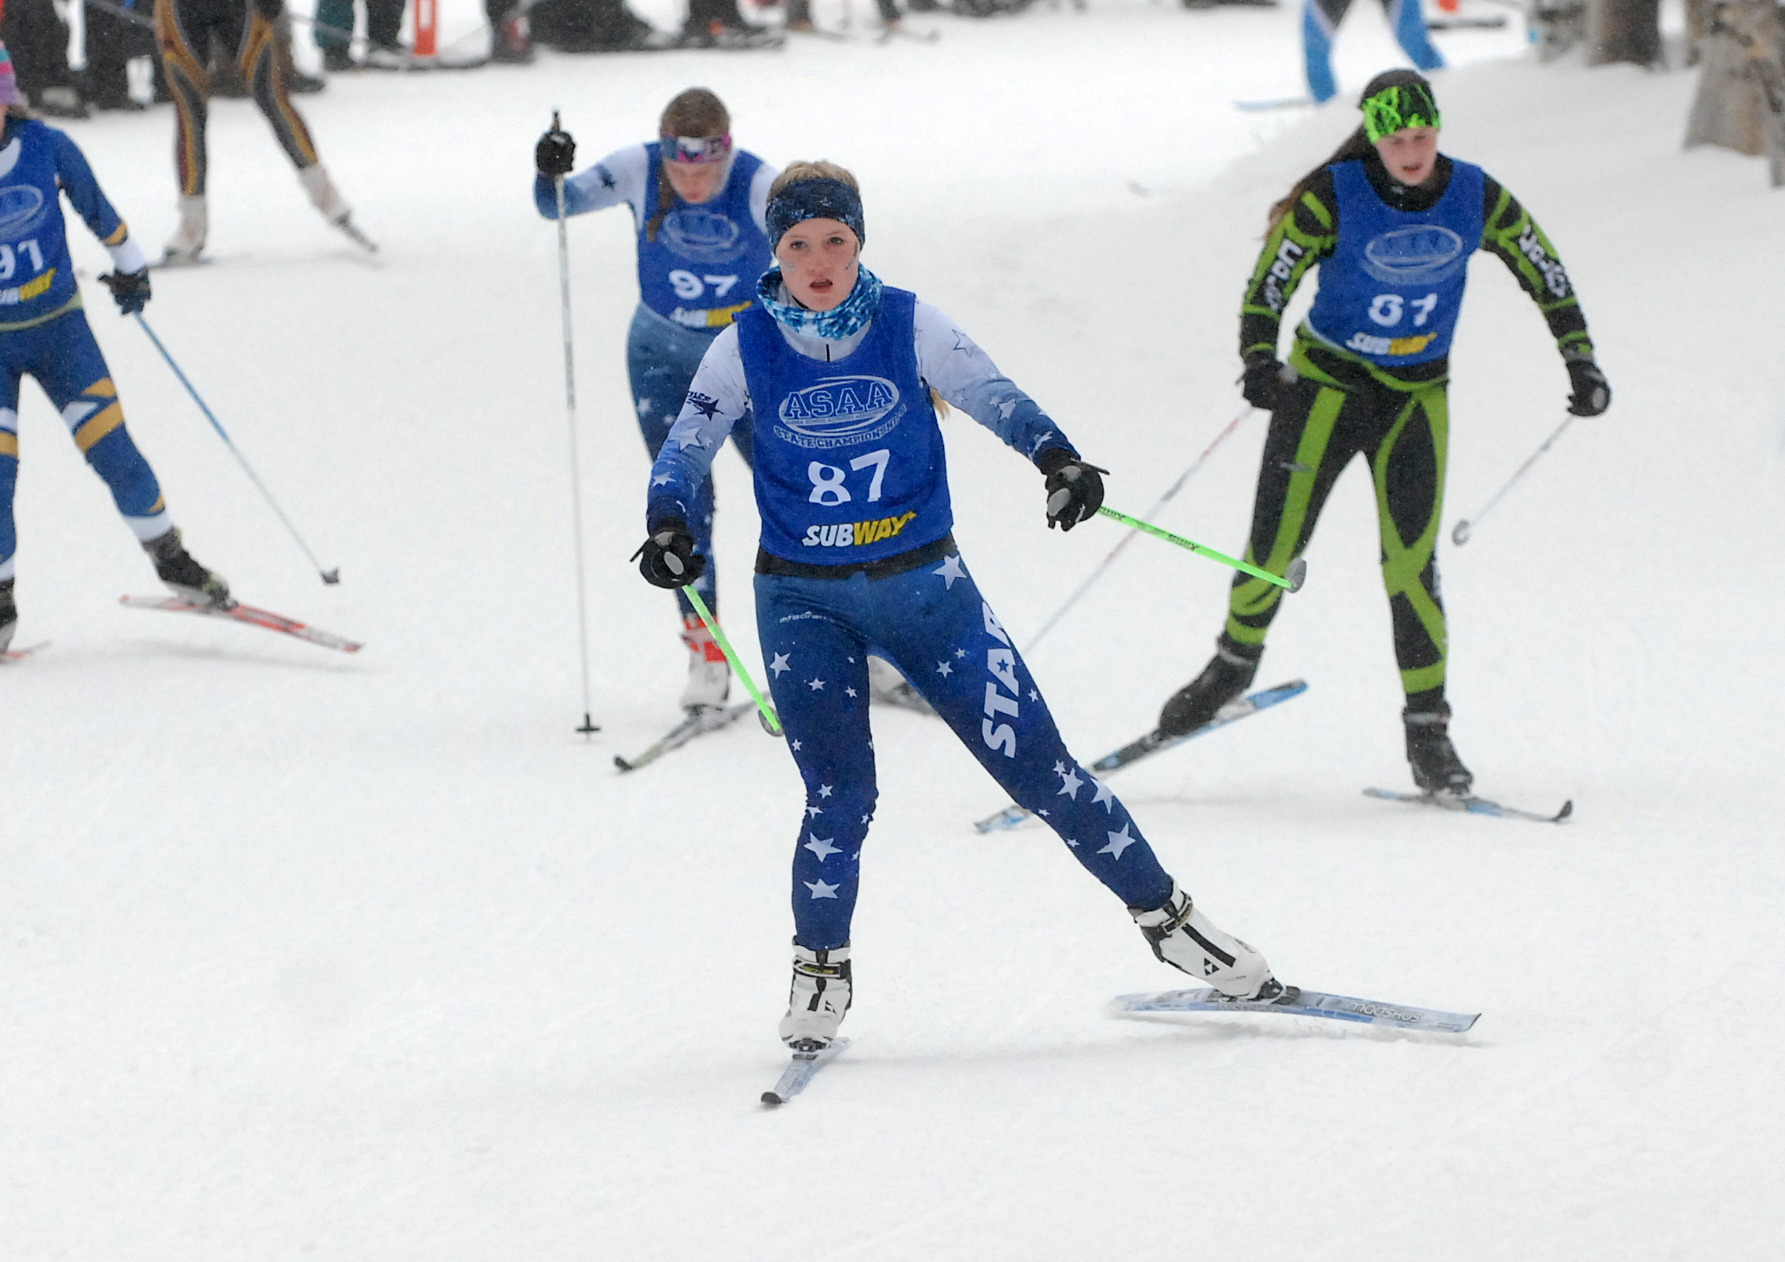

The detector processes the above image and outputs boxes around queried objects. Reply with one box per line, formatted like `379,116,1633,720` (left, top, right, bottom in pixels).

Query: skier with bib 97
535,89,777,716
1155,71,1610,796
0,58,229,654
637,161,1284,1052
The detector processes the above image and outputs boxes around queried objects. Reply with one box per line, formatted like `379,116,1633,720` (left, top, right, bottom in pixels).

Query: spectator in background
314,0,532,67
84,0,172,111
2,0,86,117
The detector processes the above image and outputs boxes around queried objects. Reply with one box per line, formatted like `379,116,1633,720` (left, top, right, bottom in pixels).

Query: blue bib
735,287,953,564
636,145,774,334
0,123,79,324
1307,158,1485,367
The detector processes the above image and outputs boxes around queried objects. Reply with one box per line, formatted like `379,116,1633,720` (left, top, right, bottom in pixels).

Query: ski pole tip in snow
1452,519,1472,546
320,568,341,585
1285,557,1308,592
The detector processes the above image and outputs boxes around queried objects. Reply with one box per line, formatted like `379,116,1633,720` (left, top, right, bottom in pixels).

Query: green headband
1361,84,1441,142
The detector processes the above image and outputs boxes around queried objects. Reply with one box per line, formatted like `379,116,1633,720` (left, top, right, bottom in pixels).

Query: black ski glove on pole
1566,359,1611,416
633,518,706,589
99,268,152,315
536,122,576,178
1240,354,1286,412
1037,448,1107,532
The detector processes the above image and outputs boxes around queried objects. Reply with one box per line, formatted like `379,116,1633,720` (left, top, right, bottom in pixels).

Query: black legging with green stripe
1229,336,1450,708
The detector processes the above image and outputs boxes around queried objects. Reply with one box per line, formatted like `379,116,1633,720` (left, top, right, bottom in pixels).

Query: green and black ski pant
1225,355,1451,709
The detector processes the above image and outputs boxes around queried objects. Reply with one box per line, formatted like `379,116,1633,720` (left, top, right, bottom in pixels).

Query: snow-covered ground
6,3,1784,1257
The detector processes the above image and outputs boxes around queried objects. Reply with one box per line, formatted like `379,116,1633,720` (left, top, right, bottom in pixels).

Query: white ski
613,702,755,772
1113,986,1478,1034
761,1038,849,1107
1364,787,1573,824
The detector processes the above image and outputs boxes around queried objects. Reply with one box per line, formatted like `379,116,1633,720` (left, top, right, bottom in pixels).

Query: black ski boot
1404,702,1473,796
1158,638,1262,736
0,578,16,653
144,529,231,607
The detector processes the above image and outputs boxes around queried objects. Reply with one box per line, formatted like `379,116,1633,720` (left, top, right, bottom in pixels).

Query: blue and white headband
765,178,866,249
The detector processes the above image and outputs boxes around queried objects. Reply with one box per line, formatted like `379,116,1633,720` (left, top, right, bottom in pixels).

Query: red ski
2,640,49,663
120,595,363,654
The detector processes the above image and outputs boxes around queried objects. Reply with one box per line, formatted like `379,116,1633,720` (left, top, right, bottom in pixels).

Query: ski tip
760,1091,786,1107
1555,799,1574,822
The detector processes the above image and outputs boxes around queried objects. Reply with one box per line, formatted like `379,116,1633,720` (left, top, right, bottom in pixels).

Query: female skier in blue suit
637,161,1282,1051
536,88,776,713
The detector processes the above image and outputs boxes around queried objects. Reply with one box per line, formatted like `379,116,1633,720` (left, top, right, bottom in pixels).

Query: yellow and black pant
155,0,319,196
1226,341,1452,708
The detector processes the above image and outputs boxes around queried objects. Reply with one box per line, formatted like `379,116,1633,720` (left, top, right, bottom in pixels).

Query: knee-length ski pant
757,541,1175,951
628,305,754,623
1,309,171,580
1225,364,1452,707
156,0,321,196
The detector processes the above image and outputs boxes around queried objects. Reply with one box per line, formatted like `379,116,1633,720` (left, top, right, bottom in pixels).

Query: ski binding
1114,986,1478,1034
762,1037,848,1107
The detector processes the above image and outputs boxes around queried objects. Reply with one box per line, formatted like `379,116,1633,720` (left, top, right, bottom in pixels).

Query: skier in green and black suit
1157,69,1611,795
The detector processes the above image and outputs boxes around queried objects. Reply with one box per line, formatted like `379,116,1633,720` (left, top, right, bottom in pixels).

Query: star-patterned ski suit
648,281,1177,950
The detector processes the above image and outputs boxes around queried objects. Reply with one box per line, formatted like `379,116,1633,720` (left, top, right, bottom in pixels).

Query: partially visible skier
535,88,776,714
155,0,370,262
1302,0,1444,103
0,59,229,652
1156,71,1610,795
637,161,1284,1052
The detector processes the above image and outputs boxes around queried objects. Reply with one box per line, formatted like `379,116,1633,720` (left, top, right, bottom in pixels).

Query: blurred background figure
1302,0,1443,102
156,0,367,262
82,0,174,111
2,0,87,117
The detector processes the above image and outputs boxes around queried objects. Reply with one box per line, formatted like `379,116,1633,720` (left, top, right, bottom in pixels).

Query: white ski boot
299,164,378,252
162,195,208,265
1130,881,1277,999
778,941,851,1049
678,613,731,711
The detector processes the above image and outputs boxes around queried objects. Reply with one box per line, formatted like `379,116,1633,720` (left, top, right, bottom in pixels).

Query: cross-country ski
973,680,1306,832
760,1038,849,1107
120,596,364,654
1363,787,1574,823
613,702,757,771
1112,986,1479,1034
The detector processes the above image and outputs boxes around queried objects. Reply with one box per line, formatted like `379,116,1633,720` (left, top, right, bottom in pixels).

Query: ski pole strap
1096,506,1305,592
684,587,783,735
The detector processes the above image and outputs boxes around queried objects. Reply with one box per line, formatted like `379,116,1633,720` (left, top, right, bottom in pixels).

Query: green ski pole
1097,506,1306,592
684,587,782,736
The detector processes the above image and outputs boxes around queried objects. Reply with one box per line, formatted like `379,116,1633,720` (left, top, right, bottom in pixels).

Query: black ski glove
633,518,706,589
1566,359,1611,416
1240,355,1287,412
99,268,151,315
536,125,576,178
1038,448,1107,532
